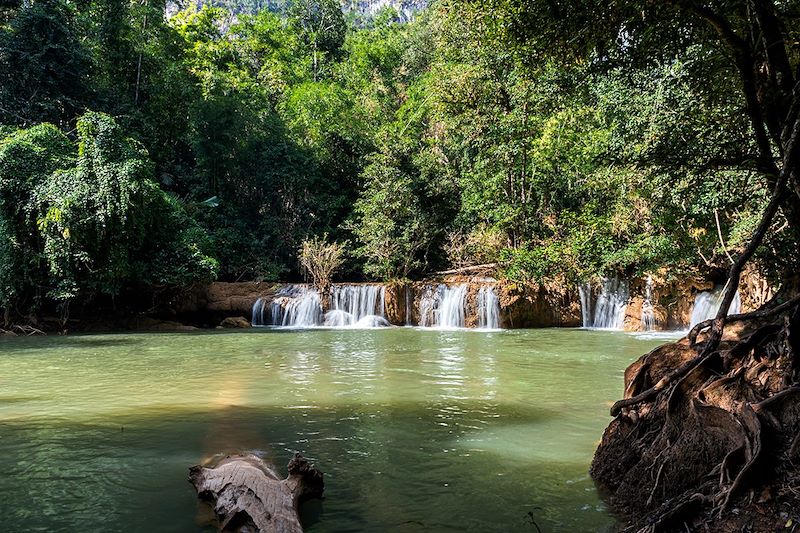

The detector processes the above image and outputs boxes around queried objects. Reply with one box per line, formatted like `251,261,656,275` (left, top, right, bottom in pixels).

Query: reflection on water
0,328,667,532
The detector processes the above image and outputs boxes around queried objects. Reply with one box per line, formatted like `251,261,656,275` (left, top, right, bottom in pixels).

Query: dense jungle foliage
0,0,793,319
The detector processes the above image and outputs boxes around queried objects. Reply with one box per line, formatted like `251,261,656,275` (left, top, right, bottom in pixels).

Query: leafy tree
350,153,449,279
0,112,217,321
0,124,72,321
289,0,346,80
0,0,91,126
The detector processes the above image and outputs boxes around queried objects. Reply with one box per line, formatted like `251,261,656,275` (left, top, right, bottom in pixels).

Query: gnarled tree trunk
189,452,324,533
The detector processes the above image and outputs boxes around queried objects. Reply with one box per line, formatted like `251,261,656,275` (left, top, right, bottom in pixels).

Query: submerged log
189,452,324,533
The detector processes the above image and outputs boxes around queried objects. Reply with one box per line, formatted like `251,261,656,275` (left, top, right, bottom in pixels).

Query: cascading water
252,284,389,328
578,282,593,328
418,285,439,327
438,285,468,328
325,284,386,327
269,285,323,327
251,297,268,326
580,277,630,330
640,276,655,331
477,286,501,329
417,284,468,328
690,284,742,328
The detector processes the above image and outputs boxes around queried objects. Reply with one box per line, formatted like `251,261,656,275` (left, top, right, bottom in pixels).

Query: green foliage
351,153,437,279
0,124,73,312
0,0,91,126
0,113,216,318
1,0,794,319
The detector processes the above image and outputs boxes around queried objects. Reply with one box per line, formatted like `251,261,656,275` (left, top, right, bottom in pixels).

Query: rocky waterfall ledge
160,268,774,331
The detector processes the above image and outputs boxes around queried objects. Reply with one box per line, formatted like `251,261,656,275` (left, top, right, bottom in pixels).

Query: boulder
220,316,251,328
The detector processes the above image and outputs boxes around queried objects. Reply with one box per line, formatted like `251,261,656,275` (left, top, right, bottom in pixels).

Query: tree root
0,325,45,336
592,296,800,531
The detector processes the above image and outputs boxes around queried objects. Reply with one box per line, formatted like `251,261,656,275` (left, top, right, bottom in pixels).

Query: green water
0,328,674,532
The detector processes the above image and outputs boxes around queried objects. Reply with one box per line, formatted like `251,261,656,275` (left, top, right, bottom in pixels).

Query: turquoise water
0,328,672,532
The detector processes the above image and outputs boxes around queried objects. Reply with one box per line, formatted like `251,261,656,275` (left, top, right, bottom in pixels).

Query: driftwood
189,452,324,533
433,263,499,276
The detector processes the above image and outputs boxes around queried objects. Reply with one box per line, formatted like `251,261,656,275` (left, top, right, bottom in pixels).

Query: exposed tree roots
0,324,45,336
592,295,800,532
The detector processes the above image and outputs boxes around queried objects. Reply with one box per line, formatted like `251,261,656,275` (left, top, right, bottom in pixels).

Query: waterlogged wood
189,453,323,533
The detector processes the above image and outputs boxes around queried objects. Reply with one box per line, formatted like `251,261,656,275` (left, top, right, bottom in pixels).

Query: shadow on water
0,334,145,352
0,402,612,533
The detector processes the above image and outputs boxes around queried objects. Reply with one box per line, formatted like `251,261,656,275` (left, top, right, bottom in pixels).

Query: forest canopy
0,0,793,318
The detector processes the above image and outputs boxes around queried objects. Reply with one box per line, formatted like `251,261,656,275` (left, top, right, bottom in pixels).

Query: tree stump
189,452,324,533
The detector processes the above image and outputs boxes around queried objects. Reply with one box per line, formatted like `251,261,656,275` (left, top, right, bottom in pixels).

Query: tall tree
289,0,346,80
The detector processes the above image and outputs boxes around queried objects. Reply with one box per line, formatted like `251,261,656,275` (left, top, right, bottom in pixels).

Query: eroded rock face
171,282,278,326
622,268,775,331
383,282,407,325
622,276,714,332
498,280,581,328
179,282,278,315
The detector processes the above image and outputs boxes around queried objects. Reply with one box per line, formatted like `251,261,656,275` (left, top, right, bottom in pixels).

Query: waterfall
690,285,742,328
418,285,439,327
417,284,468,328
580,277,629,329
578,282,593,327
251,297,268,326
640,276,655,331
269,285,323,327
325,284,386,327
438,285,468,328
477,286,501,329
253,284,389,328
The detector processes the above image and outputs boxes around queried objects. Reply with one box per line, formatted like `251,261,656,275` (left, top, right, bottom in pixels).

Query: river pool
0,328,675,532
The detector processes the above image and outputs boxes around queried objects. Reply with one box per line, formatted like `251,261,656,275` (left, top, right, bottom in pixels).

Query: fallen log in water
189,452,323,533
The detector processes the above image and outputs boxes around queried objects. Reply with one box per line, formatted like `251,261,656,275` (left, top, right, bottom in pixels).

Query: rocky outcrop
622,268,775,332
498,279,581,328
220,316,251,328
622,276,714,331
383,282,408,325
172,282,279,326
379,277,580,328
